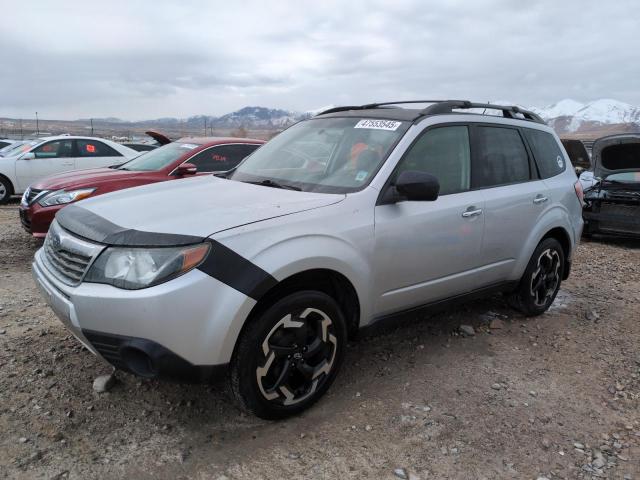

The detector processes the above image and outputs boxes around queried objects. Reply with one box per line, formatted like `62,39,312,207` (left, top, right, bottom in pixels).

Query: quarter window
473,126,530,188
76,140,122,158
524,130,566,178
395,126,471,195
33,140,74,159
189,144,260,172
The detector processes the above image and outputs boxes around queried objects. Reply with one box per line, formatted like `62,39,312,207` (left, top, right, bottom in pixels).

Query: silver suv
33,100,584,419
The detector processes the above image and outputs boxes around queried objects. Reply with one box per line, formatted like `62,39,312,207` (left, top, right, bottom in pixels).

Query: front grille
40,221,104,286
44,236,92,284
25,187,43,205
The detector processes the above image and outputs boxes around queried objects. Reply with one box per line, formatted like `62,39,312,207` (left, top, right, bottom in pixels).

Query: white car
0,136,139,203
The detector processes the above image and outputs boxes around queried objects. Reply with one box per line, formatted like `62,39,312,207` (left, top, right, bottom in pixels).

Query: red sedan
19,136,264,237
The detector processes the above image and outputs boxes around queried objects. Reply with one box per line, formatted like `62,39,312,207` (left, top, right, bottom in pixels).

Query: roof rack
317,100,545,124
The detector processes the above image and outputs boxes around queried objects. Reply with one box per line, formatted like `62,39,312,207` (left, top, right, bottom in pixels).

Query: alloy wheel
529,248,561,307
256,307,338,406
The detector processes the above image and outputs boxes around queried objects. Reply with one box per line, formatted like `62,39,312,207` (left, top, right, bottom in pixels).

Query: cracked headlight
38,188,96,207
84,243,210,290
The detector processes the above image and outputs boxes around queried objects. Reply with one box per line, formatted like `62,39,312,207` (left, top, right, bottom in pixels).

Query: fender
510,203,575,281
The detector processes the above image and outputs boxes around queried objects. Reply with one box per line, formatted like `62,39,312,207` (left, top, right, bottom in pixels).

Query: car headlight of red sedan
38,188,96,207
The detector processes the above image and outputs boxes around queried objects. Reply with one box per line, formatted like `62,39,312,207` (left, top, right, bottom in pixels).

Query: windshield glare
119,142,197,171
604,172,640,183
229,117,409,193
0,140,38,157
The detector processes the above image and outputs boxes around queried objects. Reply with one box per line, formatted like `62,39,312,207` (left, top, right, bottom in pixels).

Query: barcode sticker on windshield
354,119,402,131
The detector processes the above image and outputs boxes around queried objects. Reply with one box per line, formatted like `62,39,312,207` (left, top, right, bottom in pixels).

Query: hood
56,175,345,242
592,134,640,178
145,130,172,145
31,167,139,190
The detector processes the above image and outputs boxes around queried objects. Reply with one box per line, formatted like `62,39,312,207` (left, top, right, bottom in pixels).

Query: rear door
472,124,550,284
373,124,486,316
15,139,75,190
75,139,126,170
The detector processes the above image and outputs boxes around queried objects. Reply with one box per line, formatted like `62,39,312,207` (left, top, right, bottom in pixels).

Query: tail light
574,180,584,206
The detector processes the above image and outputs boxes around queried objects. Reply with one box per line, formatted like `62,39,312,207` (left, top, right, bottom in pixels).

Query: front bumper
19,204,58,238
33,249,257,381
583,206,640,237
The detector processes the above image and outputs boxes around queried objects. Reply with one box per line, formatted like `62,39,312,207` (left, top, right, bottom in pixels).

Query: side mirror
20,152,35,160
174,163,197,176
395,170,440,201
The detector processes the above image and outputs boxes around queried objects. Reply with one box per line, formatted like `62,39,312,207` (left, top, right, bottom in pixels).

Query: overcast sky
2,0,639,120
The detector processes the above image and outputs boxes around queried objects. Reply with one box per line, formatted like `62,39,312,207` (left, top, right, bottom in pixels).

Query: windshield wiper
246,179,302,191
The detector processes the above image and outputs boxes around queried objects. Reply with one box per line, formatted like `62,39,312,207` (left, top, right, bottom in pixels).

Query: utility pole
204,117,207,136
20,119,23,139
36,111,39,135
90,118,94,136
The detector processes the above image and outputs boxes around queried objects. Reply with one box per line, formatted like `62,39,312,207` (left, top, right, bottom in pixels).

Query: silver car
33,100,584,419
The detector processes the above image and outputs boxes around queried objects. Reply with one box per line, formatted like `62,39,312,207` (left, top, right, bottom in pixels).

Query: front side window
394,126,471,195
33,140,74,159
119,142,199,171
77,140,122,158
473,126,530,188
228,117,410,193
524,129,566,178
189,144,260,172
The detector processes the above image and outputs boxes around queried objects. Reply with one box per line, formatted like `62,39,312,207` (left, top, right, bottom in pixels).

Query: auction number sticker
354,119,402,131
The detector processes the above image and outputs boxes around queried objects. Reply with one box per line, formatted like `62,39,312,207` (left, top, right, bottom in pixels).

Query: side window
473,126,530,188
189,144,260,172
33,140,74,159
76,140,122,158
525,129,566,178
395,126,471,195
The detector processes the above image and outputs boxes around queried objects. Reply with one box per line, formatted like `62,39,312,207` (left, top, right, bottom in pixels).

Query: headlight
84,243,210,290
38,188,96,207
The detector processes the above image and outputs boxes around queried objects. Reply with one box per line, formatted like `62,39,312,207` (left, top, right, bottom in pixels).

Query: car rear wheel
229,290,347,419
0,177,12,204
510,238,564,316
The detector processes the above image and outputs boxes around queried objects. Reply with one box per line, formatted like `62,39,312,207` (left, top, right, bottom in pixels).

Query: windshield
603,172,640,183
228,117,410,193
0,140,39,157
118,142,197,171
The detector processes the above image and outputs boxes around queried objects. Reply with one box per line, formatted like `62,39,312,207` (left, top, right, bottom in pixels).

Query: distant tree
230,126,248,138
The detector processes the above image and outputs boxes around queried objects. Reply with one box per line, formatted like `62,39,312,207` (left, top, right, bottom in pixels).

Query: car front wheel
230,290,347,419
0,177,12,204
510,237,564,316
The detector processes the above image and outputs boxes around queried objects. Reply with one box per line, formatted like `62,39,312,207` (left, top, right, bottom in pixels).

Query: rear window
77,140,122,158
525,130,566,178
472,126,530,188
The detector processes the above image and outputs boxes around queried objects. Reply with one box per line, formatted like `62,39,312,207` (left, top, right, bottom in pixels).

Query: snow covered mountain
531,99,640,134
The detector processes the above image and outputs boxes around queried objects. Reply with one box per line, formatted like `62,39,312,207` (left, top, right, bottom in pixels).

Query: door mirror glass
20,152,35,160
174,162,197,176
395,170,440,201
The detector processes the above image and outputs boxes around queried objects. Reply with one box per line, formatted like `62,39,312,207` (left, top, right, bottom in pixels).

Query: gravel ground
0,202,639,480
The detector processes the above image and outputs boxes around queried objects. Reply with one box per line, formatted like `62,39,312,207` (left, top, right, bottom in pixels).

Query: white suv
33,101,584,418
0,136,139,203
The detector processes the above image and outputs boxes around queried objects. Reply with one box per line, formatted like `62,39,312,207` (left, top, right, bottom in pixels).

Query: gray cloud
1,0,639,120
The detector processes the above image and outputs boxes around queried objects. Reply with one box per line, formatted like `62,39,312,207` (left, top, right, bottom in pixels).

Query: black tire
509,238,565,316
229,290,347,419
0,177,12,204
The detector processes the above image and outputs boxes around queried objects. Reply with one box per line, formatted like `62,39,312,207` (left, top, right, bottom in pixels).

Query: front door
373,125,485,317
15,139,75,190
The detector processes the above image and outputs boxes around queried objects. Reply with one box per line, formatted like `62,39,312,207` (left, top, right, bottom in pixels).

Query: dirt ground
0,201,638,480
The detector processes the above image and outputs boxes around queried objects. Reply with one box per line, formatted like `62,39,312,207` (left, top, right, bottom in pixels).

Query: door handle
533,195,548,204
462,208,483,218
